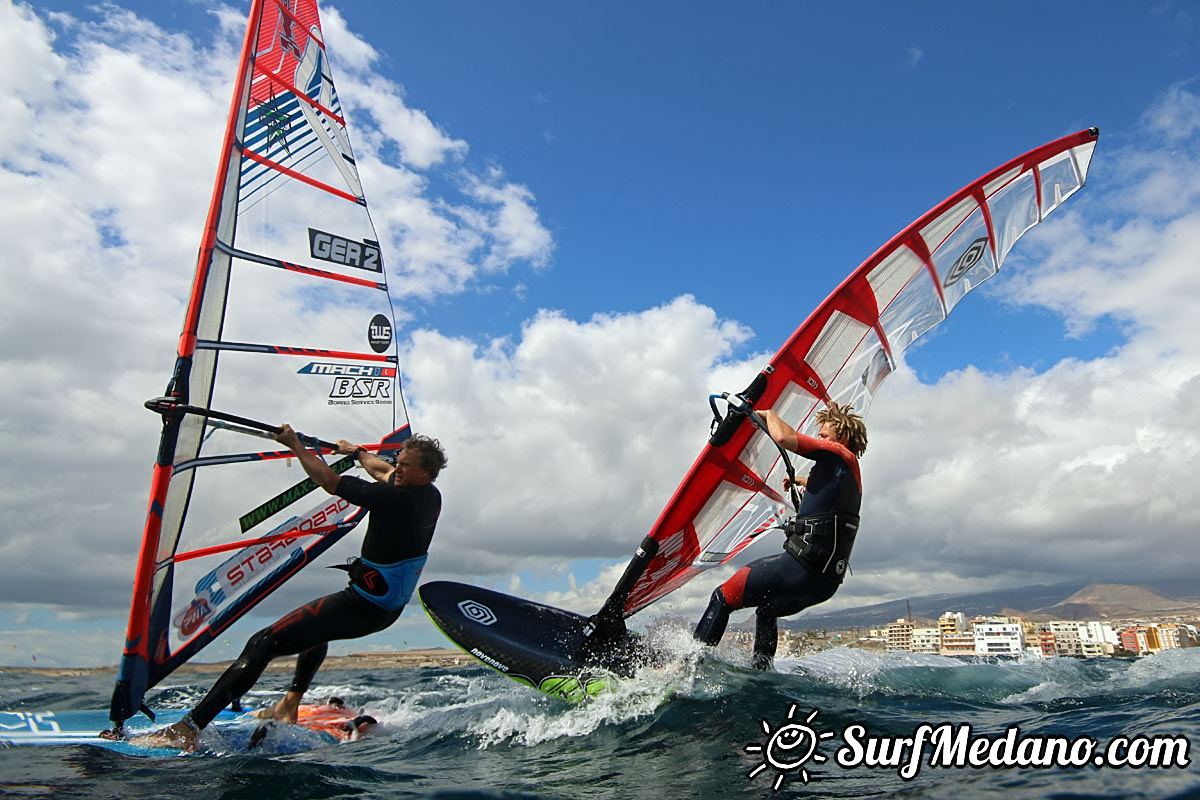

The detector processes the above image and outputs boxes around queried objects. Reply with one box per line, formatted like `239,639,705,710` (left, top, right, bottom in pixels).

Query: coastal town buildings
746,612,1198,661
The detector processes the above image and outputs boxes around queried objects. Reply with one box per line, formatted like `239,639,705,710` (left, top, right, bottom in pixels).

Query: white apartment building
911,627,941,655
974,620,1025,656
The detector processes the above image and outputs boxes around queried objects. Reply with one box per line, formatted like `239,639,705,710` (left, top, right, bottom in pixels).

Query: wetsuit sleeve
335,475,411,512
792,433,862,492
793,433,854,462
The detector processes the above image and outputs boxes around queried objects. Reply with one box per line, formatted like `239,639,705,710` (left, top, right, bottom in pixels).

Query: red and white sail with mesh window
619,128,1099,617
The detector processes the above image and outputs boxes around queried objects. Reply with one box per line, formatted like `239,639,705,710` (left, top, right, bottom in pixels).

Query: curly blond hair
814,402,867,458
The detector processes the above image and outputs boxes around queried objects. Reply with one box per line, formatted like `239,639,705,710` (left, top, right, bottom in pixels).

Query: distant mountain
768,580,1195,632
1017,583,1194,622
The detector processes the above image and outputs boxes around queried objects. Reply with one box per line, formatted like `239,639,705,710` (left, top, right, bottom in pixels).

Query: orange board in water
295,702,376,743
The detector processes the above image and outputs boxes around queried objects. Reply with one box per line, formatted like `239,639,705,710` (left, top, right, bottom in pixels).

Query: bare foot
129,720,199,752
253,691,301,724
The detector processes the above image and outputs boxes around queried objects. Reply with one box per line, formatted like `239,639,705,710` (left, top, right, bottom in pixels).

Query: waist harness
782,512,859,584
336,554,428,611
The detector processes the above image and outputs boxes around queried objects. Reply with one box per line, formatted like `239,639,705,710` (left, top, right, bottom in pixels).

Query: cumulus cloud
404,296,756,573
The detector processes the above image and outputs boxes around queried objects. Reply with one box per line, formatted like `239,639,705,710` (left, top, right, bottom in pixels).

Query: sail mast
110,0,267,728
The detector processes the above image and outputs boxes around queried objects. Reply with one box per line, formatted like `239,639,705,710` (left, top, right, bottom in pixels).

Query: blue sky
2,1,1199,667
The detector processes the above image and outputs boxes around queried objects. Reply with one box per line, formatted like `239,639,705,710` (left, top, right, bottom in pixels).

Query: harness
782,512,859,584
336,554,428,611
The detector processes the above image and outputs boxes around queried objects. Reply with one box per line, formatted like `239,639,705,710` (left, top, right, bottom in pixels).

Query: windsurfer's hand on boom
274,423,302,450
337,438,398,483
274,423,340,493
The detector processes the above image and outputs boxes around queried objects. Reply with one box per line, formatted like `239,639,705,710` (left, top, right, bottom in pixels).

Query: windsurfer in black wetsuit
693,402,866,671
133,425,446,751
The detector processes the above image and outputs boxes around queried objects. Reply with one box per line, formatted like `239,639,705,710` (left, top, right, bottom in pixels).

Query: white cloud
403,296,755,573
1142,81,1200,144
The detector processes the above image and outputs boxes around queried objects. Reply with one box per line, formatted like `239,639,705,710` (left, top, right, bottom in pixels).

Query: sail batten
193,340,396,361
213,242,388,290
110,0,408,727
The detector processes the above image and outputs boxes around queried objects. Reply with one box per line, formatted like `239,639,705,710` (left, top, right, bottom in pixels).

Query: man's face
817,421,846,447
389,446,430,487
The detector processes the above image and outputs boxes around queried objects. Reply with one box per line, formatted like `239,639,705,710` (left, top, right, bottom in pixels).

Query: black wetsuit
694,433,861,667
186,476,441,729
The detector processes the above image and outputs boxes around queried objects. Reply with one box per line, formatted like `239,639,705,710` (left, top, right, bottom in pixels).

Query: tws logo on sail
298,362,395,405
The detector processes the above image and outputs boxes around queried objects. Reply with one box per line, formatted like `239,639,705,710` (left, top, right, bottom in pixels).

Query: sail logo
173,598,214,638
944,237,989,287
330,377,390,399
298,363,396,378
368,314,393,353
219,530,309,595
220,496,353,597
297,362,394,404
458,600,498,626
308,228,382,272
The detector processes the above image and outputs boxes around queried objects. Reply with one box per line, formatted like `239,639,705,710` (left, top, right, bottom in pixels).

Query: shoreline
0,648,474,678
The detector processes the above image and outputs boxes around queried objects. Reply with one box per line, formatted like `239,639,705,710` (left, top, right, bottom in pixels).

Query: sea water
1,642,1197,799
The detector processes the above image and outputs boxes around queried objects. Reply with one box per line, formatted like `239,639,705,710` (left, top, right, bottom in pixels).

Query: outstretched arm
337,439,396,482
275,424,341,494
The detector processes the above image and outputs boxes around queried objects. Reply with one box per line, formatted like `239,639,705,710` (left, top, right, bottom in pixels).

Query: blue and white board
0,704,363,756
419,581,645,702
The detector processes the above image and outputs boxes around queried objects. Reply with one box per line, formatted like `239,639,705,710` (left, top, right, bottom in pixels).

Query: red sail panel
623,129,1099,616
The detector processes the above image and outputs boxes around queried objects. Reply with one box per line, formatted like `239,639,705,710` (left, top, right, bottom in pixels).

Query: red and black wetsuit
694,433,861,667
185,477,441,730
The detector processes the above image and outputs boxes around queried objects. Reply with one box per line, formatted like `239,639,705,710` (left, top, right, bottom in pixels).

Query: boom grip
708,368,770,448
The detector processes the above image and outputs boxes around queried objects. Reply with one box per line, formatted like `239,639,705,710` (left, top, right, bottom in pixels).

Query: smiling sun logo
745,704,836,790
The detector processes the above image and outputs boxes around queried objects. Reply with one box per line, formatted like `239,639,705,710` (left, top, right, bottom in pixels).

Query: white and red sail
110,0,407,726
618,128,1099,617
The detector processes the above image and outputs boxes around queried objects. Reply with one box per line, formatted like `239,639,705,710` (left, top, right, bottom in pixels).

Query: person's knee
693,587,732,645
242,628,279,663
